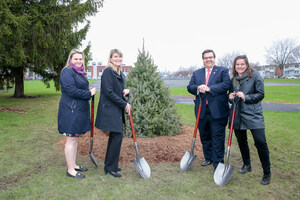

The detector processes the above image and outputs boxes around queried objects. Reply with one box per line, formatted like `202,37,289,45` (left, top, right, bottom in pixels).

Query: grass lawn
0,81,299,199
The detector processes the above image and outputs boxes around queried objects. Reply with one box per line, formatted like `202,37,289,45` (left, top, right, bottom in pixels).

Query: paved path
91,80,300,112
163,80,300,87
172,95,300,112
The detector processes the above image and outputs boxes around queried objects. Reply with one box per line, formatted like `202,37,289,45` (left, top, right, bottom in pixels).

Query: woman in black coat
229,55,271,185
58,49,96,179
95,49,130,178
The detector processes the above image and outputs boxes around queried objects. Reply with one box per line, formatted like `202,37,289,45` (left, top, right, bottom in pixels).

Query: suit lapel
200,68,206,85
207,66,217,86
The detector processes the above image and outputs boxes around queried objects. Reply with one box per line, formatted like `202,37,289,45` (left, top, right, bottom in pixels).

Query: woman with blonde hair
95,49,130,178
58,49,97,179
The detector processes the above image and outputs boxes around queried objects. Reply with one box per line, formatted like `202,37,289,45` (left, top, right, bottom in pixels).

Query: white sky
82,0,300,72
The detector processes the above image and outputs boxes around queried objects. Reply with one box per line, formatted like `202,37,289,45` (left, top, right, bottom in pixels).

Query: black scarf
232,71,248,91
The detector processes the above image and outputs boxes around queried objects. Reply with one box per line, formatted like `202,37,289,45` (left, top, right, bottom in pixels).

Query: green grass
170,87,193,97
0,81,299,199
264,86,300,103
264,79,300,84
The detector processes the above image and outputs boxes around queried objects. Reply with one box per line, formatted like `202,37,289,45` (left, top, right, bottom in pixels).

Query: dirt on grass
0,107,26,114
58,125,204,166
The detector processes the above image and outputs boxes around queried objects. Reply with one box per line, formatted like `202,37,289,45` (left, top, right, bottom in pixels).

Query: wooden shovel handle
129,111,137,143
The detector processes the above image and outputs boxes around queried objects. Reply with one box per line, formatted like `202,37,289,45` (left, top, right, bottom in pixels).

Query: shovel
180,93,203,171
128,110,151,179
89,95,98,167
214,97,240,186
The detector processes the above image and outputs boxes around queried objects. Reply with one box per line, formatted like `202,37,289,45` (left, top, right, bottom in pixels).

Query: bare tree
265,38,300,77
217,51,244,69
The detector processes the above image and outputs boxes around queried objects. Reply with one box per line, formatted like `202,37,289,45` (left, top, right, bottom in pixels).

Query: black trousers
234,129,271,174
104,131,123,172
198,106,228,167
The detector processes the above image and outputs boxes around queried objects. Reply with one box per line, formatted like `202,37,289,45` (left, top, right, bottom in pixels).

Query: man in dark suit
187,49,231,169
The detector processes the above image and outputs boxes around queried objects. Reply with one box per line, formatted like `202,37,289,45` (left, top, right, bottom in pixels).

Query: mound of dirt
58,125,204,166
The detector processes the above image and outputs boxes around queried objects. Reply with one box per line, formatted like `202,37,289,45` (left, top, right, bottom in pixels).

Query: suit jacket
187,66,231,119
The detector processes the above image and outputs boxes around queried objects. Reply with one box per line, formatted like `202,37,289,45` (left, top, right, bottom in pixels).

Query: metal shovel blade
89,138,98,167
214,163,234,186
133,157,151,179
180,151,197,171
89,151,98,167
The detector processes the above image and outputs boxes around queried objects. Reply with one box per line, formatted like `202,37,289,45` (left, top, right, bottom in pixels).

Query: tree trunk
13,67,25,98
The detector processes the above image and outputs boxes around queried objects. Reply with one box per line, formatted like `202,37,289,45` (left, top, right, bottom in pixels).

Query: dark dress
95,67,127,172
58,67,92,136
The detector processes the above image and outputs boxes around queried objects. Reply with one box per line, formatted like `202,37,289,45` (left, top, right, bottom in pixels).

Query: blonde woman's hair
107,49,123,74
64,49,85,69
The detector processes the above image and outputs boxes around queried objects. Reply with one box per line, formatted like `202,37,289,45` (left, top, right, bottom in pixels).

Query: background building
87,61,132,79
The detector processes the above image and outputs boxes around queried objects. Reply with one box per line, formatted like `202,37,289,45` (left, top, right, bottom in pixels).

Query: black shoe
261,173,271,185
75,166,88,172
239,164,252,174
105,170,122,178
66,171,85,179
201,160,212,166
117,167,121,172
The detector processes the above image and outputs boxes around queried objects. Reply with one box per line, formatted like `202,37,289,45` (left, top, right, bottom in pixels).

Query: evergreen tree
0,0,103,97
125,46,181,137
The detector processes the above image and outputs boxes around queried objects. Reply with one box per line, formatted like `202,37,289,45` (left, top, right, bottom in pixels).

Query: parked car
286,75,297,79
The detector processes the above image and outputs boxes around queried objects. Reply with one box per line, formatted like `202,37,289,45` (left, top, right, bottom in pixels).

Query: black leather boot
238,164,252,174
261,172,271,185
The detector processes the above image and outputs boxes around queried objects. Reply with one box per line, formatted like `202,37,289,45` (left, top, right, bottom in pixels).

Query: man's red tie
205,69,211,104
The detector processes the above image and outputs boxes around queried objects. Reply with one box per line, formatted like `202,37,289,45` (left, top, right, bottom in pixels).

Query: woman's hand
90,87,97,96
229,93,235,100
125,103,131,113
123,89,130,97
235,91,245,100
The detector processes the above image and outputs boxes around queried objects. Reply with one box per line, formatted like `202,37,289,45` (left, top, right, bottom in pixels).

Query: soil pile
59,125,204,166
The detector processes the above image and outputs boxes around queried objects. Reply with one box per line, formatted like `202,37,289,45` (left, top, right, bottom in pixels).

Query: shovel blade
214,163,234,186
89,152,98,168
180,151,197,171
133,157,151,179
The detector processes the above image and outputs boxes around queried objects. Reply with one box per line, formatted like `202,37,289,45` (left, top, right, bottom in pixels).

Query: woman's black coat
58,67,92,134
229,70,265,130
95,67,127,133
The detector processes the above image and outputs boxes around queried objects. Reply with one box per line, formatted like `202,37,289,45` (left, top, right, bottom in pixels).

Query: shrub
124,47,181,137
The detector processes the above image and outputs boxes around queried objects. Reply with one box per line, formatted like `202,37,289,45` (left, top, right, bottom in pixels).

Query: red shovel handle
228,97,240,147
128,111,137,143
227,109,235,147
91,95,95,138
193,94,203,138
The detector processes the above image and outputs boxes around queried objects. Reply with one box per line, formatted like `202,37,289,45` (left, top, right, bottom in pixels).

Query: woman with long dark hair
229,55,271,185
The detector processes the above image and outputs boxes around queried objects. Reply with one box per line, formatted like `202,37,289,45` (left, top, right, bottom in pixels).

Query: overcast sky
82,0,300,72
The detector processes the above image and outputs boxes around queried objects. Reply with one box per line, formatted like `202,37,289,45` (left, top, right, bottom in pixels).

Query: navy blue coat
58,67,92,134
95,67,127,133
187,66,231,119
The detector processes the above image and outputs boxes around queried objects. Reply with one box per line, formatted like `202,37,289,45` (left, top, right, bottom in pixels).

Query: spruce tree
0,0,103,97
125,47,181,137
